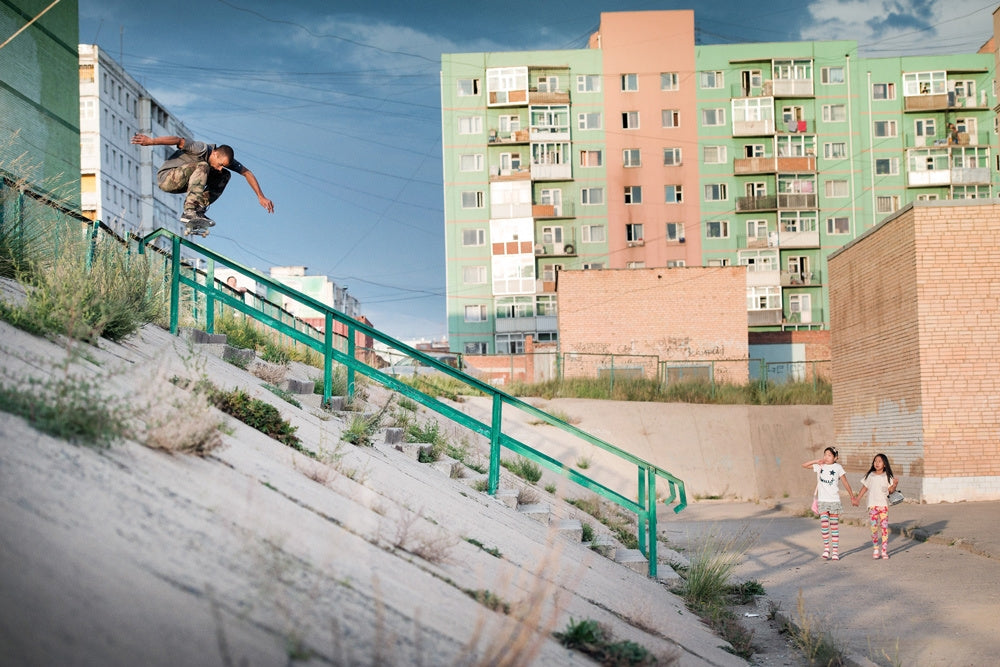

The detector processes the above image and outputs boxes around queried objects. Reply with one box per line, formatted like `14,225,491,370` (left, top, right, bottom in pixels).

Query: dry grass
139,366,224,456
250,359,288,385
389,506,458,563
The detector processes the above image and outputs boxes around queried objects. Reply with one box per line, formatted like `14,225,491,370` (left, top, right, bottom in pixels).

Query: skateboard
182,216,215,238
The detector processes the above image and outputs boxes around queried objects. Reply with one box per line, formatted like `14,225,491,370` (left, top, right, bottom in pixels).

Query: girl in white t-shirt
852,453,898,560
801,446,855,560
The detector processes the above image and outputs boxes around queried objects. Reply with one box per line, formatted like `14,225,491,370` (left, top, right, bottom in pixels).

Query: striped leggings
820,512,840,553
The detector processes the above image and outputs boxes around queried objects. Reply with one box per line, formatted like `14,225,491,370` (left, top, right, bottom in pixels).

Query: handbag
888,490,904,506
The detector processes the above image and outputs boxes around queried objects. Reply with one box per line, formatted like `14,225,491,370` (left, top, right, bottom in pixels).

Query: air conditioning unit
534,244,545,255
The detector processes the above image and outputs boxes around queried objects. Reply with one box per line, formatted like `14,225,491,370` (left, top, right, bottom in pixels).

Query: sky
76,0,998,341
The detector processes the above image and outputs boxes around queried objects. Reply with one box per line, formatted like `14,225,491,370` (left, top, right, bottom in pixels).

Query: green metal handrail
138,227,686,577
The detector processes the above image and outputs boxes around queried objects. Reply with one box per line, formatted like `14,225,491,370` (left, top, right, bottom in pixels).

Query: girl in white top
852,453,898,560
801,446,854,560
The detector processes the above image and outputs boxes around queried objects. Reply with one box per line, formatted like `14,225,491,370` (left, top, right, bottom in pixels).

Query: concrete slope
0,318,745,667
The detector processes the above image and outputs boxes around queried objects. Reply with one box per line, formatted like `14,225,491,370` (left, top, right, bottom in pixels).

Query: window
541,264,562,282
875,158,899,175
872,82,896,100
581,188,604,205
498,115,521,133
463,265,487,284
748,285,781,311
462,228,485,246
623,149,641,167
458,116,483,134
626,261,646,269
826,216,850,234
536,76,559,93
746,219,768,240
536,295,557,316
700,71,723,89
576,75,601,93
704,183,728,201
822,104,847,122
821,66,844,84
825,180,848,197
914,118,936,138
664,185,683,203
952,185,991,199
823,142,847,159
459,154,483,172
662,109,680,128
876,196,900,213
457,78,480,96
622,111,640,129
902,71,946,96
663,148,682,165
701,108,726,126
626,224,644,242
581,224,606,243
666,222,685,241
744,143,765,158
666,260,686,268
745,181,766,197
621,73,638,91
580,150,603,167
624,186,642,204
707,220,729,238
464,342,487,355
661,72,679,91
582,262,605,270
703,146,727,164
495,334,524,355
465,305,487,322
496,297,534,319
873,120,897,138
461,191,485,208
578,112,601,130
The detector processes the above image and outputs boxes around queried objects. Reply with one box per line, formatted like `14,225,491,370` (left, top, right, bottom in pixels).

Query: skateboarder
131,133,274,236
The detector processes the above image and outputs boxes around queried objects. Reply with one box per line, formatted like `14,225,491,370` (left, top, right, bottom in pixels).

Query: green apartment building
441,10,997,355
0,0,81,204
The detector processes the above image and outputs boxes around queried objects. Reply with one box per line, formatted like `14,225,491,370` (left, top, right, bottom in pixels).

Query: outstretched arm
131,133,184,148
240,169,274,213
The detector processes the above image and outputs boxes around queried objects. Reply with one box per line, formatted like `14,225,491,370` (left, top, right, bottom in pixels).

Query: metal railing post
488,393,503,494
347,324,356,400
324,312,333,407
169,235,180,334
205,259,216,334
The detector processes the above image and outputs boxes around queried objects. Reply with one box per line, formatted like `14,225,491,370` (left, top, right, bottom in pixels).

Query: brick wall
829,201,1000,501
557,267,749,383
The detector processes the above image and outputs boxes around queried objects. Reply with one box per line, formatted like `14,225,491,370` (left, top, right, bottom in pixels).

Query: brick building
828,200,1000,502
557,266,749,383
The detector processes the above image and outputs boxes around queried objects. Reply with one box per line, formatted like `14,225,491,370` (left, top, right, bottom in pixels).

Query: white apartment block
78,44,192,241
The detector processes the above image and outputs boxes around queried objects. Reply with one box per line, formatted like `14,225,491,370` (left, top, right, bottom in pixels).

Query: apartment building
78,45,192,240
1,0,80,203
440,9,998,355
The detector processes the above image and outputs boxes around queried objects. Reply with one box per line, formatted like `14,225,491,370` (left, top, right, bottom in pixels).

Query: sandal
831,552,839,561
873,549,880,559
881,547,889,560
822,549,830,560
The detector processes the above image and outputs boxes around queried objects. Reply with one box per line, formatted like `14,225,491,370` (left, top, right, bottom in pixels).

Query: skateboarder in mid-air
131,133,274,236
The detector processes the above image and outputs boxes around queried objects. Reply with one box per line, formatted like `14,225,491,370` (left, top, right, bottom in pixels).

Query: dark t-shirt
158,138,247,177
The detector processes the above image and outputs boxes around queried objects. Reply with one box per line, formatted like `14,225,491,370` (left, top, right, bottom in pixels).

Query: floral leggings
869,506,889,547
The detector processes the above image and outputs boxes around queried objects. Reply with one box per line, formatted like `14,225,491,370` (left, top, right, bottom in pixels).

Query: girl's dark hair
823,446,838,459
866,453,895,482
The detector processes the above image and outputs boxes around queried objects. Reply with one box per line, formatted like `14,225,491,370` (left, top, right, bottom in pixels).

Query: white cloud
799,0,996,55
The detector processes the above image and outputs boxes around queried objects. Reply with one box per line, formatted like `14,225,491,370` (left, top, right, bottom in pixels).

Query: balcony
781,270,821,286
530,163,572,180
488,129,529,144
532,202,575,219
489,166,531,182
533,241,577,257
779,227,820,248
733,118,775,137
737,195,777,212
907,166,991,187
528,88,570,105
769,78,814,97
488,89,528,106
492,240,534,256
529,126,570,142
748,309,783,326
903,92,988,113
495,315,557,333
746,268,780,288
734,155,816,175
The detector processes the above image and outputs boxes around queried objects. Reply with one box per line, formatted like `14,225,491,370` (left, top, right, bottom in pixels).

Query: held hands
851,495,859,507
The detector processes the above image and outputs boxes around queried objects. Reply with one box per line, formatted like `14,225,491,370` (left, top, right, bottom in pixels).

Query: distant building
267,266,362,332
0,0,81,204
78,44,193,240
829,200,1000,502
440,9,998,355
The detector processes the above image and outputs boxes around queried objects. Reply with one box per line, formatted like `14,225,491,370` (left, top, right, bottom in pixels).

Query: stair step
494,488,519,509
590,535,617,558
283,378,314,395
553,518,583,542
517,502,550,524
614,548,648,574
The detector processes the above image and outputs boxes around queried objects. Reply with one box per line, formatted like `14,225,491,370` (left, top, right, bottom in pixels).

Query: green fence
138,228,687,577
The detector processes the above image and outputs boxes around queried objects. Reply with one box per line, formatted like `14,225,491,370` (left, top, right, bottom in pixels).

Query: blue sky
77,0,996,341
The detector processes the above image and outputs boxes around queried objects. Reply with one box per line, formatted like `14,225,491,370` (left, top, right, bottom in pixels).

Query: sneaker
180,210,215,227
822,549,830,560
831,552,839,561
881,547,889,560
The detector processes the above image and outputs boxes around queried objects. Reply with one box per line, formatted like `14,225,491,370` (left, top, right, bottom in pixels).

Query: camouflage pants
157,162,231,213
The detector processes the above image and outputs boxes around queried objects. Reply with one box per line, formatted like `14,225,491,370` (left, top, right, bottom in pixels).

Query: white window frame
622,111,640,129
903,71,946,97
707,220,729,238
875,158,899,175
463,265,487,284
700,70,724,89
704,183,728,201
821,66,844,84
626,223,644,242
666,222,685,242
577,112,601,130
624,186,642,204
462,228,486,246
576,75,601,93
873,120,898,138
876,195,900,213
703,146,727,164
581,187,604,205
579,149,603,167
663,147,682,166
664,185,683,203
701,108,726,126
623,148,641,167
824,180,849,197
822,104,847,122
661,72,679,91
459,154,484,172
461,191,485,209
872,82,896,100
464,305,487,322
662,109,680,128
915,118,937,138
823,142,847,159
457,78,480,96
621,73,638,92
458,116,483,135
826,216,850,234
581,224,606,243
